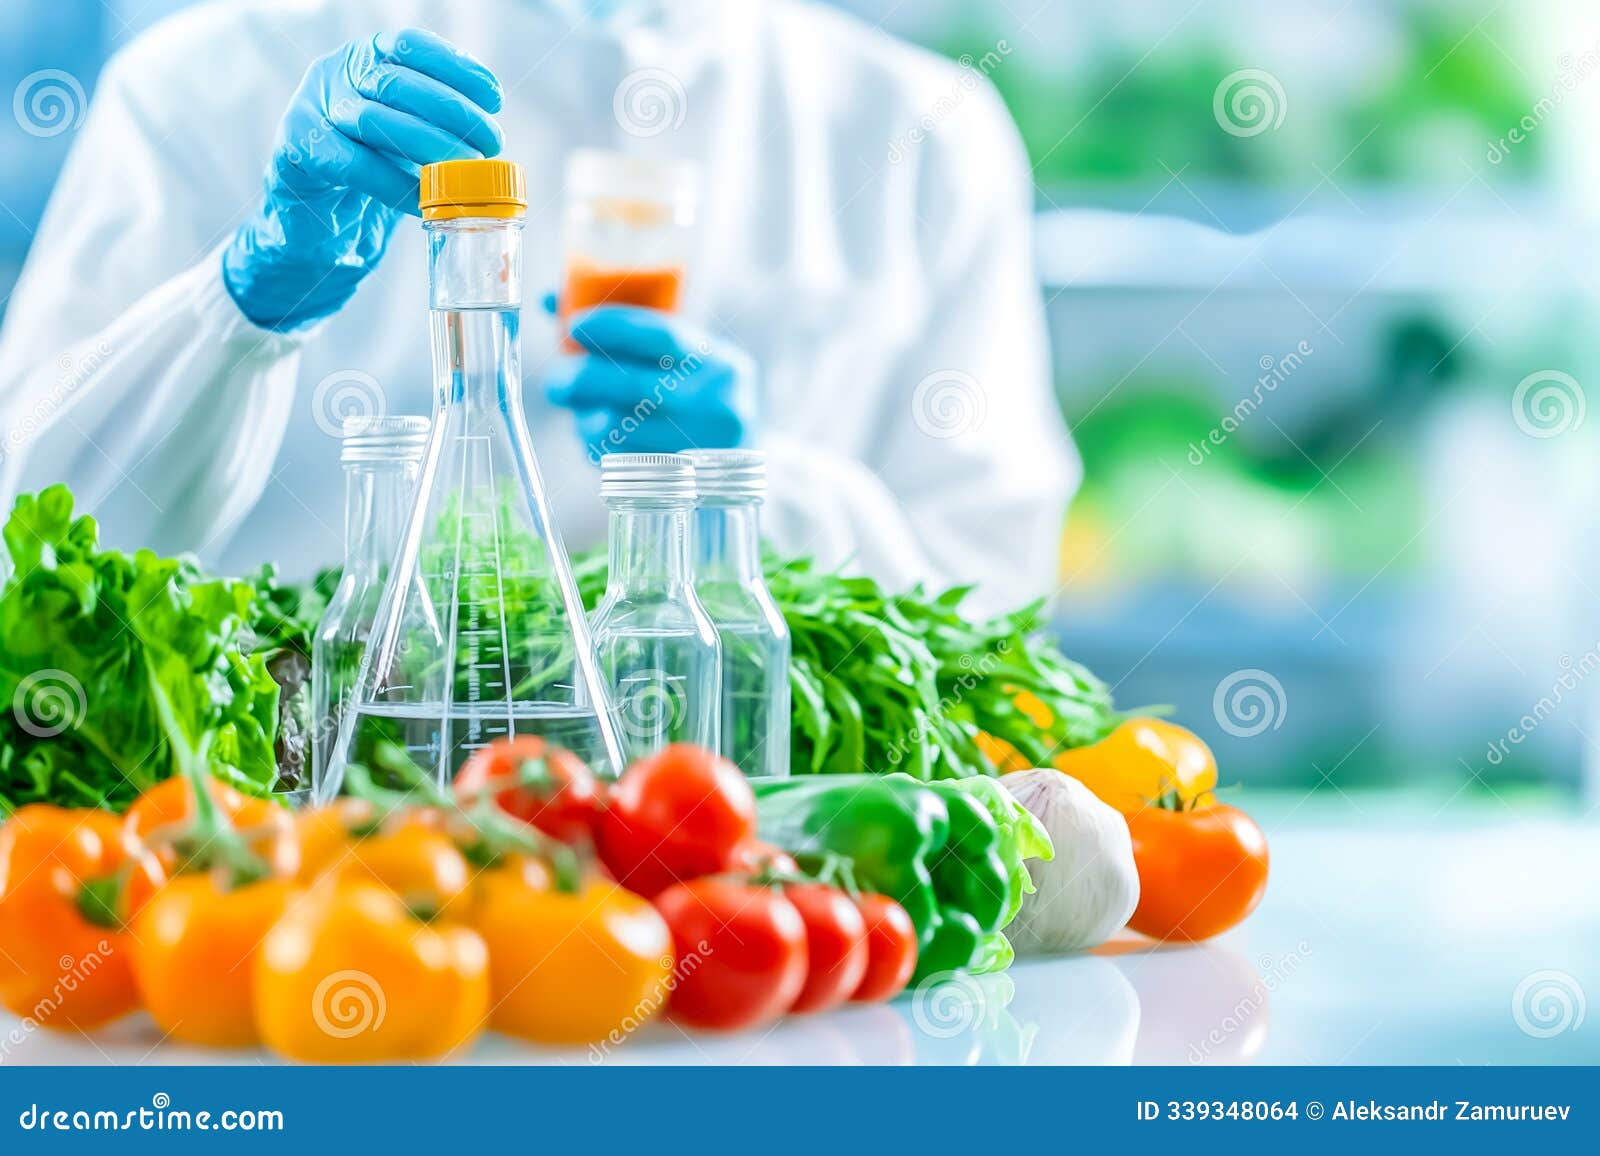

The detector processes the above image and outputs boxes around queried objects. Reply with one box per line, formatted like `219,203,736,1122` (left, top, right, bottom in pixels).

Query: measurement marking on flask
437,434,475,785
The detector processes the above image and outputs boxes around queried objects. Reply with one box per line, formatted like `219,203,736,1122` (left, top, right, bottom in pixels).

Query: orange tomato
0,805,165,1029
294,798,378,880
131,875,299,1047
255,879,489,1062
1126,804,1269,942
1046,718,1217,815
294,800,460,881
294,801,475,919
125,777,298,879
330,825,473,921
469,864,672,1045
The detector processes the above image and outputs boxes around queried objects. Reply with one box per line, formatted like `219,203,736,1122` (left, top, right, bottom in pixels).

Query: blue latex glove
543,303,758,462
223,29,503,331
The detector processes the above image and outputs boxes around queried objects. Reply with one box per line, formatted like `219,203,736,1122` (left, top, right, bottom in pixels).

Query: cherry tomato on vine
454,736,603,845
597,745,756,896
728,839,798,877
851,893,918,1003
653,877,806,1032
784,883,867,1015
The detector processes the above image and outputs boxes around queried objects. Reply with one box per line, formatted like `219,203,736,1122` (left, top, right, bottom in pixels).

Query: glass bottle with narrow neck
320,160,624,801
686,450,790,779
309,416,429,799
591,454,721,762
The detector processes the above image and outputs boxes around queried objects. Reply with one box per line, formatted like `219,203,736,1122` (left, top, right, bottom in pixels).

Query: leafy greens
0,486,286,813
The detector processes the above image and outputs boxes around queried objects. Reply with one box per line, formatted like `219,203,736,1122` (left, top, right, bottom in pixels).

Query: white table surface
6,800,1597,1066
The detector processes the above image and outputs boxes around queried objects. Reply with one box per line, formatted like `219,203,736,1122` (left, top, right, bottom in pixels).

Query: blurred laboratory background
3,0,1597,806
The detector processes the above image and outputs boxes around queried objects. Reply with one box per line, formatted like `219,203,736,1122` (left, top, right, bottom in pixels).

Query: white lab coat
0,0,1076,613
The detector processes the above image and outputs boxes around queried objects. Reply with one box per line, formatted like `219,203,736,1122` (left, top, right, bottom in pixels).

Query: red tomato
728,840,799,877
653,878,807,1032
851,893,918,1002
453,736,602,846
784,884,868,1015
596,744,756,896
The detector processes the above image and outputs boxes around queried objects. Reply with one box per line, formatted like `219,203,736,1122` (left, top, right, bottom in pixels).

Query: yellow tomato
470,860,673,1046
295,804,473,921
255,879,488,1063
1043,717,1217,814
131,875,299,1047
293,799,378,881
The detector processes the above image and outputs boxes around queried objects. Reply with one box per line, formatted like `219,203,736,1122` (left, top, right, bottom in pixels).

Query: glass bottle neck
427,219,523,310
607,501,695,596
342,462,418,579
694,502,764,586
427,218,524,422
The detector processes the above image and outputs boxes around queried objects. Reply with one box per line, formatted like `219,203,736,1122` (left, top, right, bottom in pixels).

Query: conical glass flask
318,159,623,802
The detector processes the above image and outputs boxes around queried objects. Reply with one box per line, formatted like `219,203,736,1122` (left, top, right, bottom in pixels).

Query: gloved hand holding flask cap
223,28,504,332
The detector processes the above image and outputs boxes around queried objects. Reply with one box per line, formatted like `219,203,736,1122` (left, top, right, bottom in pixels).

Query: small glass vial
558,150,699,351
591,454,721,763
310,415,429,795
686,450,791,780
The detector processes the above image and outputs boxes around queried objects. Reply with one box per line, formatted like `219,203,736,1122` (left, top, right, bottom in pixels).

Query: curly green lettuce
0,486,282,813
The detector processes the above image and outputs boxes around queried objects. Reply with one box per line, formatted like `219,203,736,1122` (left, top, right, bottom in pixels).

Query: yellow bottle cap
419,159,527,220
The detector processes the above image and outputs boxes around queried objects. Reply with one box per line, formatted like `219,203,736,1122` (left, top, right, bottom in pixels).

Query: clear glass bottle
309,416,430,796
318,160,624,802
590,454,721,762
686,450,790,779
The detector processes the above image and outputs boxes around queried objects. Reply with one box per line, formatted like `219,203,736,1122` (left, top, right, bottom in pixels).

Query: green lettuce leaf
0,485,281,812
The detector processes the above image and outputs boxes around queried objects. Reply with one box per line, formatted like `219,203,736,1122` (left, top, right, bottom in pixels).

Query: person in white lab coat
0,0,1077,613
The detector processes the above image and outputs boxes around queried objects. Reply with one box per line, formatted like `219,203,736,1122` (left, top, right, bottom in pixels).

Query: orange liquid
559,263,684,352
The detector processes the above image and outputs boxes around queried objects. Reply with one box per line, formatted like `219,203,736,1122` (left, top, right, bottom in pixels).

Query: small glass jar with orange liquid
559,150,699,351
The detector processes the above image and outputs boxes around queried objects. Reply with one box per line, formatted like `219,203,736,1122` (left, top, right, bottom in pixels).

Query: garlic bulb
1002,769,1140,954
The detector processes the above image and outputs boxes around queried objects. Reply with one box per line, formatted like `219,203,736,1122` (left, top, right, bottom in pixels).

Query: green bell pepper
752,772,1052,981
